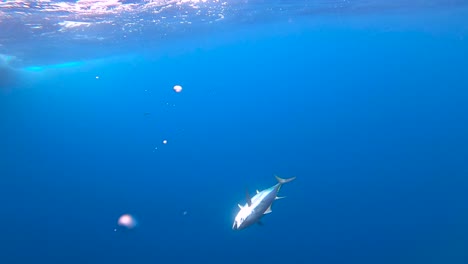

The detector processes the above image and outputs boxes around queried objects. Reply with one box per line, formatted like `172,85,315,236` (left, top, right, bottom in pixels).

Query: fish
232,175,296,230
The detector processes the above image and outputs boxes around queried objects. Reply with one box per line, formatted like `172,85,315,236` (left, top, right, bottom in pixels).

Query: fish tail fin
275,175,296,185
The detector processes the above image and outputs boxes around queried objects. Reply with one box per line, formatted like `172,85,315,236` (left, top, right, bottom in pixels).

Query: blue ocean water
1,1,468,263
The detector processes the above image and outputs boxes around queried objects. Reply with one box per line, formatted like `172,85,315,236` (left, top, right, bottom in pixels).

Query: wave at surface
1,0,467,66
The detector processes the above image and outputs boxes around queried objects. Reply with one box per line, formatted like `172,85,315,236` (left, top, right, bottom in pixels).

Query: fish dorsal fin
264,205,273,214
256,190,260,194
238,204,243,209
246,188,252,206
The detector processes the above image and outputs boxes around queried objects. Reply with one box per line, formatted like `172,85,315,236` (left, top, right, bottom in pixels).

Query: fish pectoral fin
257,221,264,226
275,196,286,200
256,190,260,194
264,206,273,214
238,204,243,209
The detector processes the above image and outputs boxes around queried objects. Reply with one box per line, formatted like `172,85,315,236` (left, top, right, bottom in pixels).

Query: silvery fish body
232,175,296,230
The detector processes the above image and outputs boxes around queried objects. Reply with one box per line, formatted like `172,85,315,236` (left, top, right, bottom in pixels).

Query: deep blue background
1,14,468,264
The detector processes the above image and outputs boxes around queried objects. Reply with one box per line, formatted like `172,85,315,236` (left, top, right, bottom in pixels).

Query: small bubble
117,214,137,229
173,85,182,93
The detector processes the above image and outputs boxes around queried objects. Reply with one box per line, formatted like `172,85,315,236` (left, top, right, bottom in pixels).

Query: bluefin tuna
232,175,296,230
